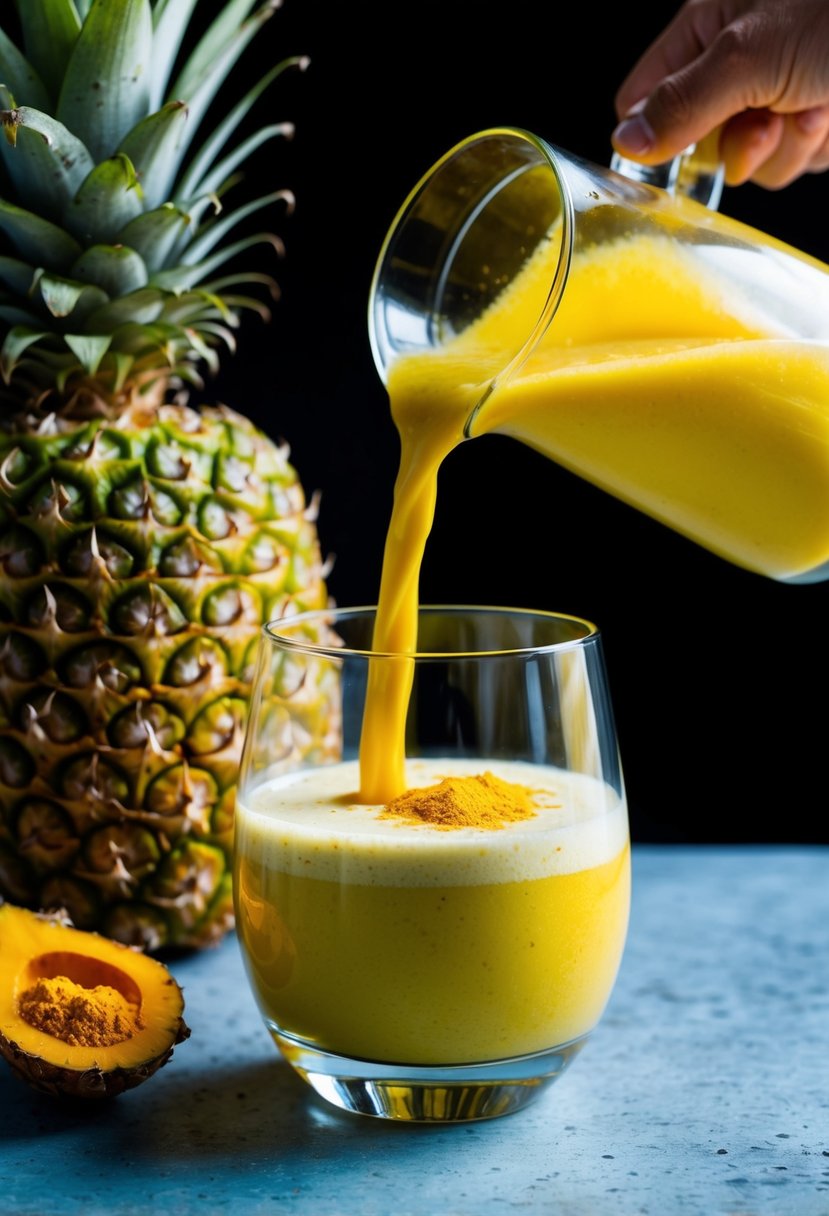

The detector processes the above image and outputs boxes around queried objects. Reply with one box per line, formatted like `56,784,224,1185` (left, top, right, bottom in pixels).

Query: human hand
611,0,829,189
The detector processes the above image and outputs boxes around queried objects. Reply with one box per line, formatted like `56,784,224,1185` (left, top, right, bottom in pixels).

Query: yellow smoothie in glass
234,758,630,1064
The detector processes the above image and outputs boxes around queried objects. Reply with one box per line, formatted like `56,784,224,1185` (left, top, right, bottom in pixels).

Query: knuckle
708,16,778,101
711,19,758,68
651,74,699,130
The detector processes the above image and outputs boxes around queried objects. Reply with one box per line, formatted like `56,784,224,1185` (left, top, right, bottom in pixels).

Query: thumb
612,51,760,165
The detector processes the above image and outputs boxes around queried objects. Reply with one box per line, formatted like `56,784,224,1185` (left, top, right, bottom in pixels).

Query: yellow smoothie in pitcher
235,758,630,1064
468,229,829,582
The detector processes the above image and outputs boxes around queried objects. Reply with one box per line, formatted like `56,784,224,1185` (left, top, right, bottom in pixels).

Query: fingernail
612,112,655,156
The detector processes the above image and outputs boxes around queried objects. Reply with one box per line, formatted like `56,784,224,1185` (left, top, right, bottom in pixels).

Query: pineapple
0,0,330,951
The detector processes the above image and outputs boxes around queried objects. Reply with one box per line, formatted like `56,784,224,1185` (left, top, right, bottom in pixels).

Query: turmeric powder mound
382,771,538,830
18,976,144,1048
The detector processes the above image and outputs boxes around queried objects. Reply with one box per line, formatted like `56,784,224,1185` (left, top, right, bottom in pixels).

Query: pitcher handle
610,126,725,210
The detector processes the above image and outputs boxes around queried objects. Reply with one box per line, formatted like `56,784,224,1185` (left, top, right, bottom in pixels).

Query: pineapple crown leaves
0,0,305,406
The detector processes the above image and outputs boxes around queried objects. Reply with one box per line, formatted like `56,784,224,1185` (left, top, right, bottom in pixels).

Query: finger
615,26,704,120
612,68,747,165
749,107,829,188
612,27,780,167
719,110,785,185
614,0,727,119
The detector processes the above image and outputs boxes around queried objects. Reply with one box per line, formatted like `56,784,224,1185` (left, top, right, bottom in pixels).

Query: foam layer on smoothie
237,757,627,886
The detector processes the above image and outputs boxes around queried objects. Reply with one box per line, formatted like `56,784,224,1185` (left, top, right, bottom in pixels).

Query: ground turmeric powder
18,975,144,1047
382,771,538,829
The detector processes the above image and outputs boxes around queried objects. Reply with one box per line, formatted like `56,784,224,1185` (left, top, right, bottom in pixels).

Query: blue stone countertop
1,845,828,1216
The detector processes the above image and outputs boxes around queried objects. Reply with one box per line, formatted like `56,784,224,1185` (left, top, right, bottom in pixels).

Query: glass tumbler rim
262,603,600,661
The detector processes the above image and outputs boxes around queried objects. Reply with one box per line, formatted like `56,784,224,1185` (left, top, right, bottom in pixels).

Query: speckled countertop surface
1,845,828,1216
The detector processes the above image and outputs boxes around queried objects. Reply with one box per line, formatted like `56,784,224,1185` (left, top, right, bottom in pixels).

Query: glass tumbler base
271,1027,589,1122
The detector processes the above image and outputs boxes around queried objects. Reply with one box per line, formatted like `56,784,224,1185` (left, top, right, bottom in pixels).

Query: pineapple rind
0,407,330,948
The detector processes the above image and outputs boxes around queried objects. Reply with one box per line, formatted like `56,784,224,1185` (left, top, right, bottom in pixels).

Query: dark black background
205,0,829,845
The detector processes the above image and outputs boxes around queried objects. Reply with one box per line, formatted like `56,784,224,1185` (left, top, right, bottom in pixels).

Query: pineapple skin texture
0,400,329,951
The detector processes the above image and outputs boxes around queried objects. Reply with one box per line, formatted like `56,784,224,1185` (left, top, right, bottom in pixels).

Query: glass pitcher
369,127,829,584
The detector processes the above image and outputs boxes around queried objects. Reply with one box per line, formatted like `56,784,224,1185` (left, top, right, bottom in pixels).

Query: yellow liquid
234,759,630,1064
471,233,829,581
359,229,829,801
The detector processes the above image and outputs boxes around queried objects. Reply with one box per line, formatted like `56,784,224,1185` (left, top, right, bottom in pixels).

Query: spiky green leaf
36,272,88,318
70,244,149,296
0,0,305,401
181,191,290,267
54,359,81,392
117,101,188,210
176,56,304,203
204,271,280,299
33,271,109,321
14,0,81,106
15,346,77,373
84,286,165,332
108,351,135,392
118,204,190,271
169,195,222,264
105,319,195,374
196,321,237,354
170,362,204,387
0,198,82,271
0,28,50,111
151,232,282,293
162,288,237,325
0,325,49,382
182,326,219,374
64,332,111,375
169,0,262,102
183,124,293,207
0,105,96,223
166,2,278,167
149,0,200,111
66,153,144,244
171,166,246,258
105,317,167,346
208,292,271,322
56,0,154,161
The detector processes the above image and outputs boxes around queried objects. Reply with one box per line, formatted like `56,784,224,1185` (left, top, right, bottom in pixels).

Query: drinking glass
234,605,630,1122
